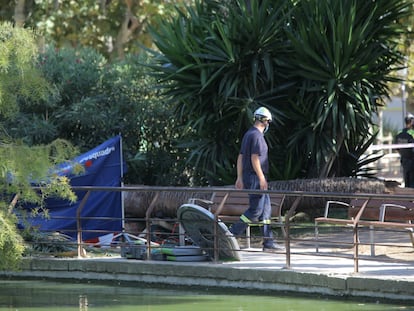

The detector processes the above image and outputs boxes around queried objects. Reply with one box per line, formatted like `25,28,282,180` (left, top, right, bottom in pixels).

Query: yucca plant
149,0,412,184
149,0,293,184
280,0,412,178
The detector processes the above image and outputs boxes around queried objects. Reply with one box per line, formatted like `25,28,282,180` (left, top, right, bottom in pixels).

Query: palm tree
148,0,412,184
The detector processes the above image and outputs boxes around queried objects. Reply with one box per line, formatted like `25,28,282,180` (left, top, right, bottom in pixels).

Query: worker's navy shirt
239,126,269,182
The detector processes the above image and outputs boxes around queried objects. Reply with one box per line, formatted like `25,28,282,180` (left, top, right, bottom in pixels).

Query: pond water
0,280,413,311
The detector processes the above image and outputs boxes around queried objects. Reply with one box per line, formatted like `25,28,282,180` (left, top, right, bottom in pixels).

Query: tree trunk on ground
124,178,391,221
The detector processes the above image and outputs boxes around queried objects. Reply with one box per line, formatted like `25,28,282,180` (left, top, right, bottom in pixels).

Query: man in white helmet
230,106,285,252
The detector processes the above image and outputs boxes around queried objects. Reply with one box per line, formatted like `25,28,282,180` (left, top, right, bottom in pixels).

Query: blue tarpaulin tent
24,135,126,241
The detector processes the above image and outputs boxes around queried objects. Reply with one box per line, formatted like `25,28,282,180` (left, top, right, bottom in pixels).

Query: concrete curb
1,256,414,302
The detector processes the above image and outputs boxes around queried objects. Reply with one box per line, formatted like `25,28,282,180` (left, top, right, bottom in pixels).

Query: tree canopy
0,0,195,60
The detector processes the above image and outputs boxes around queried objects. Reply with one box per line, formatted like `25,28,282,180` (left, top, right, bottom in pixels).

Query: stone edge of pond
0,257,413,303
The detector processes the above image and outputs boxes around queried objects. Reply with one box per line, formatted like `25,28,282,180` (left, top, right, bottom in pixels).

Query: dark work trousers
401,158,414,188
229,174,274,247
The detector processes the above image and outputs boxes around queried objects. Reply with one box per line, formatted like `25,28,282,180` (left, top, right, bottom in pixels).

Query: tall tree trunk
14,0,26,27
114,0,143,60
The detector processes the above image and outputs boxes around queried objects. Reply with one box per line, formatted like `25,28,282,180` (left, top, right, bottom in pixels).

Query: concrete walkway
226,247,414,276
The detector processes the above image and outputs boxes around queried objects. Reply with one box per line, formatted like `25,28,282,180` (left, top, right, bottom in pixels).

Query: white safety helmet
254,107,272,123
405,113,414,124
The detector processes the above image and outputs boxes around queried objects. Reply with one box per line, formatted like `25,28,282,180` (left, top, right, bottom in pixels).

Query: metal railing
27,185,414,273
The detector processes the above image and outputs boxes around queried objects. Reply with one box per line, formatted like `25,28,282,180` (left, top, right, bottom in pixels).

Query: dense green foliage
149,0,412,184
0,22,50,117
1,0,413,187
3,45,190,185
283,0,410,178
0,22,78,270
0,210,24,270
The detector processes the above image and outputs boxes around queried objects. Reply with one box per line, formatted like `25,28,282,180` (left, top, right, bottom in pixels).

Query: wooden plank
315,197,414,258
358,221,414,229
314,217,357,225
210,192,284,218
347,199,414,221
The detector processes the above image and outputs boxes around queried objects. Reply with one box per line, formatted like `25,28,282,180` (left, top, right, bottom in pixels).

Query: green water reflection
0,280,412,311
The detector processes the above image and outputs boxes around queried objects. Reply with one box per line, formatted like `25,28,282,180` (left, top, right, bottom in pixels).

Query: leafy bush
0,209,24,270
0,23,80,270
5,45,190,185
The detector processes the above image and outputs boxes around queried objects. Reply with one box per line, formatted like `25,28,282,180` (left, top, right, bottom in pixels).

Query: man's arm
235,154,243,189
251,154,267,190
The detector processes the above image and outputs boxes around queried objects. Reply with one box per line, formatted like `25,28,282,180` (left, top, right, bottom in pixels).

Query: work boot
263,242,285,253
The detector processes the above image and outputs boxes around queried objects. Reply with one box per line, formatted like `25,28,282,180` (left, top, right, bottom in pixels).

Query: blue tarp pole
120,134,126,232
